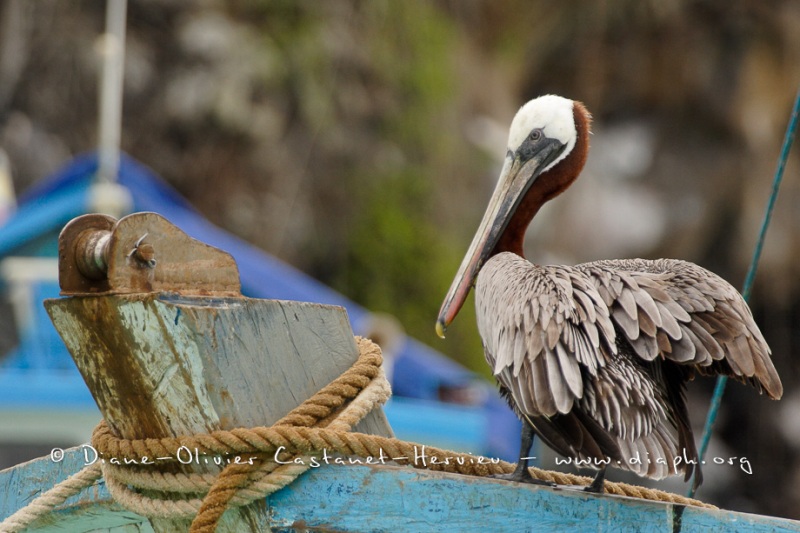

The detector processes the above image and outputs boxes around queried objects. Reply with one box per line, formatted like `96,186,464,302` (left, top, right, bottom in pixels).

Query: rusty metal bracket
57,212,241,296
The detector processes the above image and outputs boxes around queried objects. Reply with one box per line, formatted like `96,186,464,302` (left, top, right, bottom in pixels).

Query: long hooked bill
436,147,555,338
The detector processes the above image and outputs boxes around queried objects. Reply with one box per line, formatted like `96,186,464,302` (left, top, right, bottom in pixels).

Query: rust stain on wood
45,295,214,439
42,211,393,532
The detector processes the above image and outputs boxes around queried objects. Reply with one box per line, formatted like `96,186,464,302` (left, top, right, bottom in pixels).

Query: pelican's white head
437,94,590,338
507,94,578,172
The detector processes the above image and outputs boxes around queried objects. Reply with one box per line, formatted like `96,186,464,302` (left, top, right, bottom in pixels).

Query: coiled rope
0,337,713,533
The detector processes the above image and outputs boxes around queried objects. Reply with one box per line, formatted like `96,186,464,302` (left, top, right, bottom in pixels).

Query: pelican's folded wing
577,258,782,399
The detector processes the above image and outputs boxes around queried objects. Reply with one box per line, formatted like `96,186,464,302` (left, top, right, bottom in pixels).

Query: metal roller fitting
75,229,112,280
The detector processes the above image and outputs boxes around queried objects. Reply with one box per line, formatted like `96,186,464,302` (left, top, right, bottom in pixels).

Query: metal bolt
129,233,156,268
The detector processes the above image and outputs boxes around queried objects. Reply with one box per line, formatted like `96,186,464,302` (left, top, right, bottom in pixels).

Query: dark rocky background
1,0,799,518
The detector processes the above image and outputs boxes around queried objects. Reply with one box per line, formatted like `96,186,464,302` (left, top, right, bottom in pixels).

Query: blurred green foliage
330,1,489,375
222,1,486,373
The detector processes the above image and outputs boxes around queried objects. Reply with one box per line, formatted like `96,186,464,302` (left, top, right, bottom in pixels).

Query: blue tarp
0,153,520,460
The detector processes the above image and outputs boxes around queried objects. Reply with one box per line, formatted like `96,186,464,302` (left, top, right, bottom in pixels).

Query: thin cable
688,86,800,498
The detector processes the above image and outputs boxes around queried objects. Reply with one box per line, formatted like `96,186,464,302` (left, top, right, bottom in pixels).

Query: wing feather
637,305,658,337
476,253,614,418
614,306,641,340
556,339,583,397
617,287,638,320
632,287,662,328
629,332,659,361
529,328,545,360
687,320,723,362
576,258,782,399
532,353,556,415
473,252,782,480
654,301,683,339
546,347,572,414
512,328,527,376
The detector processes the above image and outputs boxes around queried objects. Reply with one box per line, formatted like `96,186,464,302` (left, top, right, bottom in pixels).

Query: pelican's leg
584,465,606,493
490,421,555,487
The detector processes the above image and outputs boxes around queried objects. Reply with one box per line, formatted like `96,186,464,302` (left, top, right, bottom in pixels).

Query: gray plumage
437,95,782,488
477,252,782,481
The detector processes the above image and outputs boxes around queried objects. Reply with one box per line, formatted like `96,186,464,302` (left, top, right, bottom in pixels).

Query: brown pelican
436,95,783,492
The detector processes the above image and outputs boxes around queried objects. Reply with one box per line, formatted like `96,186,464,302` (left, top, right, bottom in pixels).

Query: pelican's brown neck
492,102,591,258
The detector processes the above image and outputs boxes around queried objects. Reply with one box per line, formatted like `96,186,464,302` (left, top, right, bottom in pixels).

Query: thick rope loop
0,336,715,533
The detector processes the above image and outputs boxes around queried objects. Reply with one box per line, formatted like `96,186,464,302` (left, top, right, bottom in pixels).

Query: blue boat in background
0,152,520,465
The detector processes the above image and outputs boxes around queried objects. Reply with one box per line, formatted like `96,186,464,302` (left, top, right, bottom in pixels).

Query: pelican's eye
529,129,543,141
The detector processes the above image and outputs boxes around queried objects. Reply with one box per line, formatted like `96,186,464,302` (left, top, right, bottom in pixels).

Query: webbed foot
583,467,606,493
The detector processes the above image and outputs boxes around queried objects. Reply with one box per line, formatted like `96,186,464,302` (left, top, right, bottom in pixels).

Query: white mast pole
94,0,131,216
97,0,127,184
